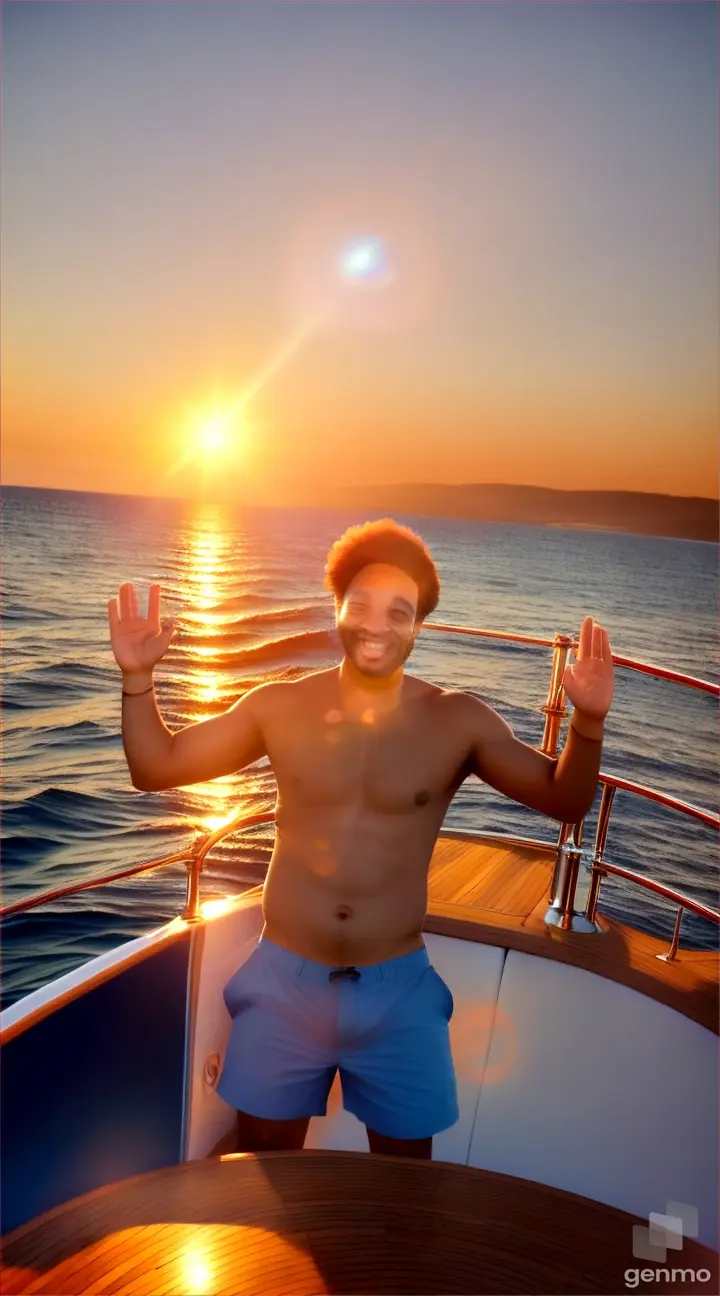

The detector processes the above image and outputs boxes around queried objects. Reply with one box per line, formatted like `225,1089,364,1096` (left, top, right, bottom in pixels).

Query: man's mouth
357,638,389,660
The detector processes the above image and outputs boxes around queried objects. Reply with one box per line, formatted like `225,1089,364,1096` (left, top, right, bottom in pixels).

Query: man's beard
337,625,415,678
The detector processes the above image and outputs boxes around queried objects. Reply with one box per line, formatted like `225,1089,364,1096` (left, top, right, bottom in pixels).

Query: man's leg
236,1109,311,1153
219,940,335,1148
366,1127,432,1160
340,959,458,1156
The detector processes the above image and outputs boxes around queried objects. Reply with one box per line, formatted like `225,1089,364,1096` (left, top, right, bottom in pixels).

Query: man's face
337,563,420,678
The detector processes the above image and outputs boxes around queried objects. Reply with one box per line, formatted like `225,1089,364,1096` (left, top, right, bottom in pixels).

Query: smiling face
337,562,421,678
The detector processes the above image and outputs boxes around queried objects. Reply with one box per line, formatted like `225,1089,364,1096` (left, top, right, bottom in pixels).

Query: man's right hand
108,583,175,676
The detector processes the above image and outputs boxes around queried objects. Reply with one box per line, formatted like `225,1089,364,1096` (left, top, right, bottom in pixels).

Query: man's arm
551,708,604,821
463,694,602,823
122,679,276,792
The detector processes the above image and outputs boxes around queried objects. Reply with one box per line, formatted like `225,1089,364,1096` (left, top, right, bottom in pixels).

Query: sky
1,1,718,504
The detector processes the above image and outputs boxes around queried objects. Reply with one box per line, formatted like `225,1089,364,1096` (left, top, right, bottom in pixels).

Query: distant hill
3,481,717,542
322,484,719,543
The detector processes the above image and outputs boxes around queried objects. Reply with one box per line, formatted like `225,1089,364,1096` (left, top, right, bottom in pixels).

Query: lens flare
339,236,393,287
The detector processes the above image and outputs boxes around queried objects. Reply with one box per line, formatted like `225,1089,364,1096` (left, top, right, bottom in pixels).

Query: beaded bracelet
122,683,155,697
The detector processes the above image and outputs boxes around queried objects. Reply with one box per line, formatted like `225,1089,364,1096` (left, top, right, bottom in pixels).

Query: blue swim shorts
217,935,459,1140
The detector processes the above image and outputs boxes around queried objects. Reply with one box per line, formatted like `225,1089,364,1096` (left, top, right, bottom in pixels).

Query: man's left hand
562,616,614,722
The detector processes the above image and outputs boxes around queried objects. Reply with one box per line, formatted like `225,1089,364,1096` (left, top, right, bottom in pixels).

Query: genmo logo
624,1200,712,1288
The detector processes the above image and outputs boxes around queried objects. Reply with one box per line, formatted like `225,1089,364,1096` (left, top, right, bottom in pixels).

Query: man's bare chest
265,707,469,815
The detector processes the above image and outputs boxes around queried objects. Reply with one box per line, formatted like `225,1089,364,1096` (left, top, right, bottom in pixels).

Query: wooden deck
423,834,719,1034
2,1151,717,1295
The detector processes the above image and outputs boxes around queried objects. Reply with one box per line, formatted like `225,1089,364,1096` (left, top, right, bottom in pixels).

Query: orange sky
2,2,718,503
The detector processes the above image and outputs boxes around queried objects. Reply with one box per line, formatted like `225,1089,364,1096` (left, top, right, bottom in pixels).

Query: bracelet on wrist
569,713,603,740
122,683,154,697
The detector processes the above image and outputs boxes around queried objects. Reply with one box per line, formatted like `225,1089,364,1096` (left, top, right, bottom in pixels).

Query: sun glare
198,417,229,456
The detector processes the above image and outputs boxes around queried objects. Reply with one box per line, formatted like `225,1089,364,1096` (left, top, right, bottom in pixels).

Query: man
109,518,613,1160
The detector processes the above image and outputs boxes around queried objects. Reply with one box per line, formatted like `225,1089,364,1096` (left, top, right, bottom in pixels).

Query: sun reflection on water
169,507,278,878
176,509,250,833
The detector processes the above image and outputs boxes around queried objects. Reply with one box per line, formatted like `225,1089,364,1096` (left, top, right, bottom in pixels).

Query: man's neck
338,656,405,716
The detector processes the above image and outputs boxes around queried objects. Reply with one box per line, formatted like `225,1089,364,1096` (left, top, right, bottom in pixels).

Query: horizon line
2,480,719,505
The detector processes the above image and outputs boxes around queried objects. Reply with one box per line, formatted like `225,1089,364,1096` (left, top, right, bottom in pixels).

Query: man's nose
361,610,390,636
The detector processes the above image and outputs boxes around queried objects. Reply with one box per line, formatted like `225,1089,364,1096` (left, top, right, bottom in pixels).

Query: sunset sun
164,402,249,486
198,417,229,456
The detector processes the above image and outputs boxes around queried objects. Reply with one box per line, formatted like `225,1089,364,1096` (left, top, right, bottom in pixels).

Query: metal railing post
540,632,601,932
182,837,205,923
540,632,574,757
180,808,276,923
657,907,685,962
585,783,616,923
544,831,601,933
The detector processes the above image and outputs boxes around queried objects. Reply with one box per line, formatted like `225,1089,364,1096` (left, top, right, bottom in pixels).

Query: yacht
1,620,717,1295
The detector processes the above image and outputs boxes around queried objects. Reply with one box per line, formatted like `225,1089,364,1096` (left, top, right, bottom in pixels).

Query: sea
1,484,718,1011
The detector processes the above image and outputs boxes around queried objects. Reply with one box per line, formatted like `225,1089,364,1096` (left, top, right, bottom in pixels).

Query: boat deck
2,1151,717,1295
423,834,718,1034
2,838,717,1295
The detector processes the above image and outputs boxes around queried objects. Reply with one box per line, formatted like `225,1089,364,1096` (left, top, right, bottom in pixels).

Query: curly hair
324,519,440,622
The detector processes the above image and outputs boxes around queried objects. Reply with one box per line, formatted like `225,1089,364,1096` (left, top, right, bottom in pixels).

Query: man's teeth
362,641,385,650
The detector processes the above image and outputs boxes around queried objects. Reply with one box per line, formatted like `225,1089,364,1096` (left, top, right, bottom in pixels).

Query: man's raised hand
108,582,175,676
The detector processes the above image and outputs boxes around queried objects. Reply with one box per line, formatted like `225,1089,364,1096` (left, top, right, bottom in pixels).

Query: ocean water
1,485,718,1010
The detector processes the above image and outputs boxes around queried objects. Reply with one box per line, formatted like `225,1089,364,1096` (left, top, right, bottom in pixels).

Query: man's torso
255,669,476,964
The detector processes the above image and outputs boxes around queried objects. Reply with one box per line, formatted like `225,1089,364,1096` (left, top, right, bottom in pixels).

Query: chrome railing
0,810,276,923
2,624,718,959
180,809,274,920
425,620,718,950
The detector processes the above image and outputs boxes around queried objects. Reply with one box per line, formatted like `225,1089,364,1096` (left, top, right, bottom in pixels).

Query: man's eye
390,609,410,622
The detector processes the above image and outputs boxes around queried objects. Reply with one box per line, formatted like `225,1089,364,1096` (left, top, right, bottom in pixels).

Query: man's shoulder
429,687,504,736
411,679,482,709
246,667,335,711
404,677,483,722
444,690,515,750
293,666,338,696
400,674,453,695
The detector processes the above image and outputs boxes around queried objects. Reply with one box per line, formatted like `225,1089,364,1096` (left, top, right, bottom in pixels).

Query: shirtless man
109,519,612,1160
